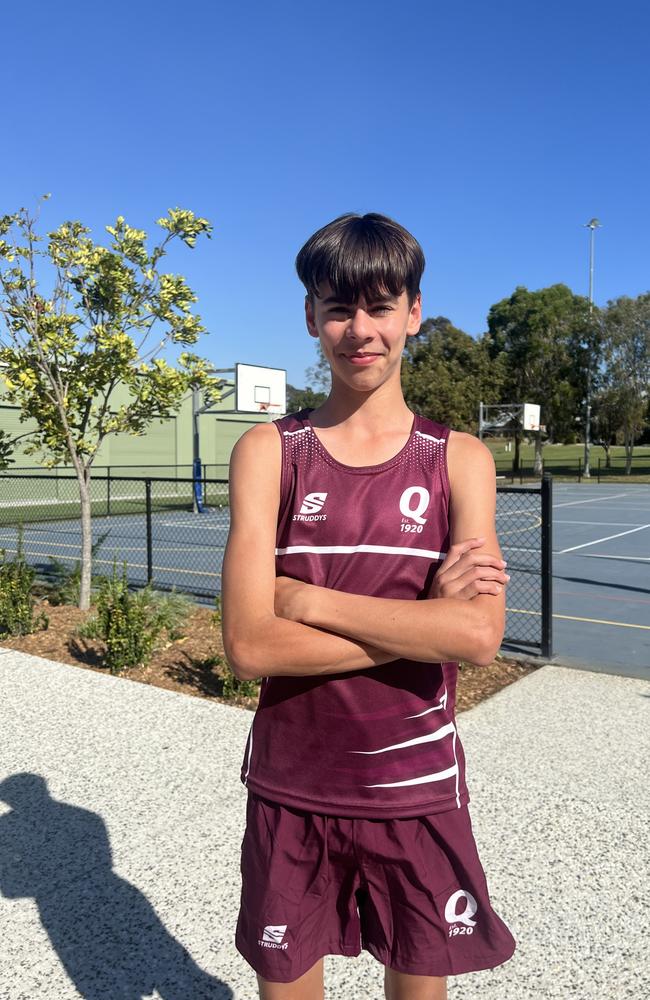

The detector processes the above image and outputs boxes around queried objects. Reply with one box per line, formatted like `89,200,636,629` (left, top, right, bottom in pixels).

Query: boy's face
305,282,421,393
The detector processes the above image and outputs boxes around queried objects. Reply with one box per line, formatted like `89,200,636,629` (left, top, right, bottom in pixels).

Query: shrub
0,527,48,638
76,563,190,674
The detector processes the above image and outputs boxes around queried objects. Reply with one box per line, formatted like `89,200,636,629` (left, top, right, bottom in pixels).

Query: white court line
583,553,650,562
558,522,650,554
555,520,643,526
553,492,630,508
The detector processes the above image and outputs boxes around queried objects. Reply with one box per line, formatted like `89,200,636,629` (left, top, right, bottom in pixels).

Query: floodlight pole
582,218,601,478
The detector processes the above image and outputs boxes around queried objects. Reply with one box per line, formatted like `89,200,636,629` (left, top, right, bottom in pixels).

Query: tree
305,343,331,394
0,199,218,609
485,285,593,474
601,293,650,472
286,384,327,412
401,317,505,434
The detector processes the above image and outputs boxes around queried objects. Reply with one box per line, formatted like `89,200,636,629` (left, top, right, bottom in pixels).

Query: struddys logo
293,492,328,522
259,924,289,950
445,889,478,938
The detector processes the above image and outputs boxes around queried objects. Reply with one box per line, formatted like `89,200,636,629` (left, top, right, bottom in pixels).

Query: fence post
597,457,601,484
578,459,582,483
145,479,153,585
107,466,111,516
541,473,553,659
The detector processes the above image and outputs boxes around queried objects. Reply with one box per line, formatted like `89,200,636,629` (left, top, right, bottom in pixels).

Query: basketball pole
583,218,601,479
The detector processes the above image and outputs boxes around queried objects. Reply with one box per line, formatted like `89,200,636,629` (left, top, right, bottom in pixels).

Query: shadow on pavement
0,773,233,999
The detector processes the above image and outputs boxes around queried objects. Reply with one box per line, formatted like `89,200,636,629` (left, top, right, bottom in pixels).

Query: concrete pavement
0,649,647,999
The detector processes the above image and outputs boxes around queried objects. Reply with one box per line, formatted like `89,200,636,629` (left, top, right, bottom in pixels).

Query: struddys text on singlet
241,410,469,819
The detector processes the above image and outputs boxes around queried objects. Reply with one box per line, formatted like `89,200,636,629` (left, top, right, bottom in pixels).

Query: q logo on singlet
399,486,430,525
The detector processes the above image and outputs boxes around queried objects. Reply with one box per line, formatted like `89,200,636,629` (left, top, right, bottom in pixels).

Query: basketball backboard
235,363,287,415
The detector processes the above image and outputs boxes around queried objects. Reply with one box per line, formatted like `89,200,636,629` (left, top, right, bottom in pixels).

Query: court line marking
0,548,221,578
507,608,650,630
553,493,630,508
558,523,650,554
582,553,650,562
555,520,644,527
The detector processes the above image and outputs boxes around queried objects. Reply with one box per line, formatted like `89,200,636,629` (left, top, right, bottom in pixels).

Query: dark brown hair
295,212,425,306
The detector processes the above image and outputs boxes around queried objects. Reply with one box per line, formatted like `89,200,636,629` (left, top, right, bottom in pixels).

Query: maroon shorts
236,792,516,983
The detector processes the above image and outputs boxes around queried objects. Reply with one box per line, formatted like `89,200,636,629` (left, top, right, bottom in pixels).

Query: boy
222,213,515,1000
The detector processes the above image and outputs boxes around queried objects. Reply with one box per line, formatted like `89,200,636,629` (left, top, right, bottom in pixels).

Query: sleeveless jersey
240,410,469,819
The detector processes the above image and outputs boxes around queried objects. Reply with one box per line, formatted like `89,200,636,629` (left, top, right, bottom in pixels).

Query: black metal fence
597,455,650,480
0,473,230,601
496,474,553,658
0,471,553,656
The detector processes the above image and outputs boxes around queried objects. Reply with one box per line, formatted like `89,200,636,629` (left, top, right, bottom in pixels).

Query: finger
436,537,487,575
458,579,505,599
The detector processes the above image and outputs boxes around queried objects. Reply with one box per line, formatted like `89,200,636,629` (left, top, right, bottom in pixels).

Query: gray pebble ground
0,649,648,1000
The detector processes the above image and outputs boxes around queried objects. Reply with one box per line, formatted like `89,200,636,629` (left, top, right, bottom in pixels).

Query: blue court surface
500,482,649,679
1,481,648,679
548,482,648,678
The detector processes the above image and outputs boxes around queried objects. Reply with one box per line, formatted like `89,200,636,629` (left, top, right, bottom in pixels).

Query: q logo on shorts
399,486,431,525
444,889,478,928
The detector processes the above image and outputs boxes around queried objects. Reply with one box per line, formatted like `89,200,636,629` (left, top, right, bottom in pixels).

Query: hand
274,576,310,622
428,537,510,601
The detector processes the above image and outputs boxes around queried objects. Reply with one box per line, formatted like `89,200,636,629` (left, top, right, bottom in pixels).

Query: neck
310,377,412,431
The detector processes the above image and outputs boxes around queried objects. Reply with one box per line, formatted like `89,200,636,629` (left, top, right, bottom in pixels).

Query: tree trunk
604,441,611,468
625,429,633,475
76,465,93,610
533,432,543,476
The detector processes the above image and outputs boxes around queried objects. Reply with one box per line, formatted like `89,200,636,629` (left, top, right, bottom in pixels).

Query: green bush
220,662,260,700
76,563,190,674
0,528,48,638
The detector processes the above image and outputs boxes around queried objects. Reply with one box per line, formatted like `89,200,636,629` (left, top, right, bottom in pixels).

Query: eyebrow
321,294,396,306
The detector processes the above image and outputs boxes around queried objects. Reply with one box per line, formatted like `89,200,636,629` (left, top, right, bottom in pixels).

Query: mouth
343,352,382,366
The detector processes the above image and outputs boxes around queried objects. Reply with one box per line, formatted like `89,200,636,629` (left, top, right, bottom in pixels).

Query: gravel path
0,649,647,999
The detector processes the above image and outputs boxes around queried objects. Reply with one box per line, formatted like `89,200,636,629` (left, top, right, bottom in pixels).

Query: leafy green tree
286,384,327,412
485,285,593,473
0,199,218,608
601,293,650,472
305,343,331,394
401,317,504,434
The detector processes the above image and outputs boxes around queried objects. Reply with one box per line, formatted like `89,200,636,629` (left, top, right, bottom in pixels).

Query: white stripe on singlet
275,543,445,559
363,763,459,789
348,721,456,756
415,430,446,443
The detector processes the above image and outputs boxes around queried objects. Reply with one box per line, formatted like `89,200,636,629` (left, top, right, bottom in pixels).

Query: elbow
222,631,267,681
469,620,503,668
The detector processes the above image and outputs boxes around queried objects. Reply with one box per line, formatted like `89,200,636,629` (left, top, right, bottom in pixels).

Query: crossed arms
222,424,508,680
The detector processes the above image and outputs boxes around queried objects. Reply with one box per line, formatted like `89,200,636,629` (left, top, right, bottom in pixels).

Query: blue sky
3,0,649,388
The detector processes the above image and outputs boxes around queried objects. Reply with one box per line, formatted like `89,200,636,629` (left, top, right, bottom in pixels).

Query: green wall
0,376,270,476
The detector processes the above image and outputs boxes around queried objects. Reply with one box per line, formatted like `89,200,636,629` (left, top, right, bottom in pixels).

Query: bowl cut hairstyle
296,213,425,308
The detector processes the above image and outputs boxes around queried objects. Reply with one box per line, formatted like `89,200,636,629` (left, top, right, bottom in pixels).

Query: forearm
293,586,503,667
223,612,395,680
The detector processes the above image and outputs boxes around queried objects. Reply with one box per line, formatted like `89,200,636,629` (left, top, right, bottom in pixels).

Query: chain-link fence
0,471,553,654
0,474,230,601
496,475,552,657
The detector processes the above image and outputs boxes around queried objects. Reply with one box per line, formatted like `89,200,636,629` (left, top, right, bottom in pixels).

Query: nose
346,307,373,341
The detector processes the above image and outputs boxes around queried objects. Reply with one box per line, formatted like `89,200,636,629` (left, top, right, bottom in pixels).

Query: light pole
582,218,601,478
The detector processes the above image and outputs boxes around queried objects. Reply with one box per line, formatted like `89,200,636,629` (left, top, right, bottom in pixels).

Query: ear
406,292,422,339
305,295,319,339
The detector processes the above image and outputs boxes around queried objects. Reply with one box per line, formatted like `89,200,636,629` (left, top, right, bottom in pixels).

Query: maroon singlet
240,410,469,819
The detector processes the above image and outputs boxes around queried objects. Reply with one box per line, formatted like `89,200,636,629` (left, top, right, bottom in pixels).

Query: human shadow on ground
0,773,233,1000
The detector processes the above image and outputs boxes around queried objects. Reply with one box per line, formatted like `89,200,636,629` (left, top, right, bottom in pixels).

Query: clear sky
3,0,649,388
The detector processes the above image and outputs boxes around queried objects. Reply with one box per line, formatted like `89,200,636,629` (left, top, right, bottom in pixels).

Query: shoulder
229,422,281,476
447,431,496,490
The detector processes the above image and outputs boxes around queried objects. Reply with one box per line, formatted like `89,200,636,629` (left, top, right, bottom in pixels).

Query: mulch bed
0,599,539,712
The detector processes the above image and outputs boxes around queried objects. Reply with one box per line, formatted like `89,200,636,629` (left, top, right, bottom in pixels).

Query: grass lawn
484,440,650,483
